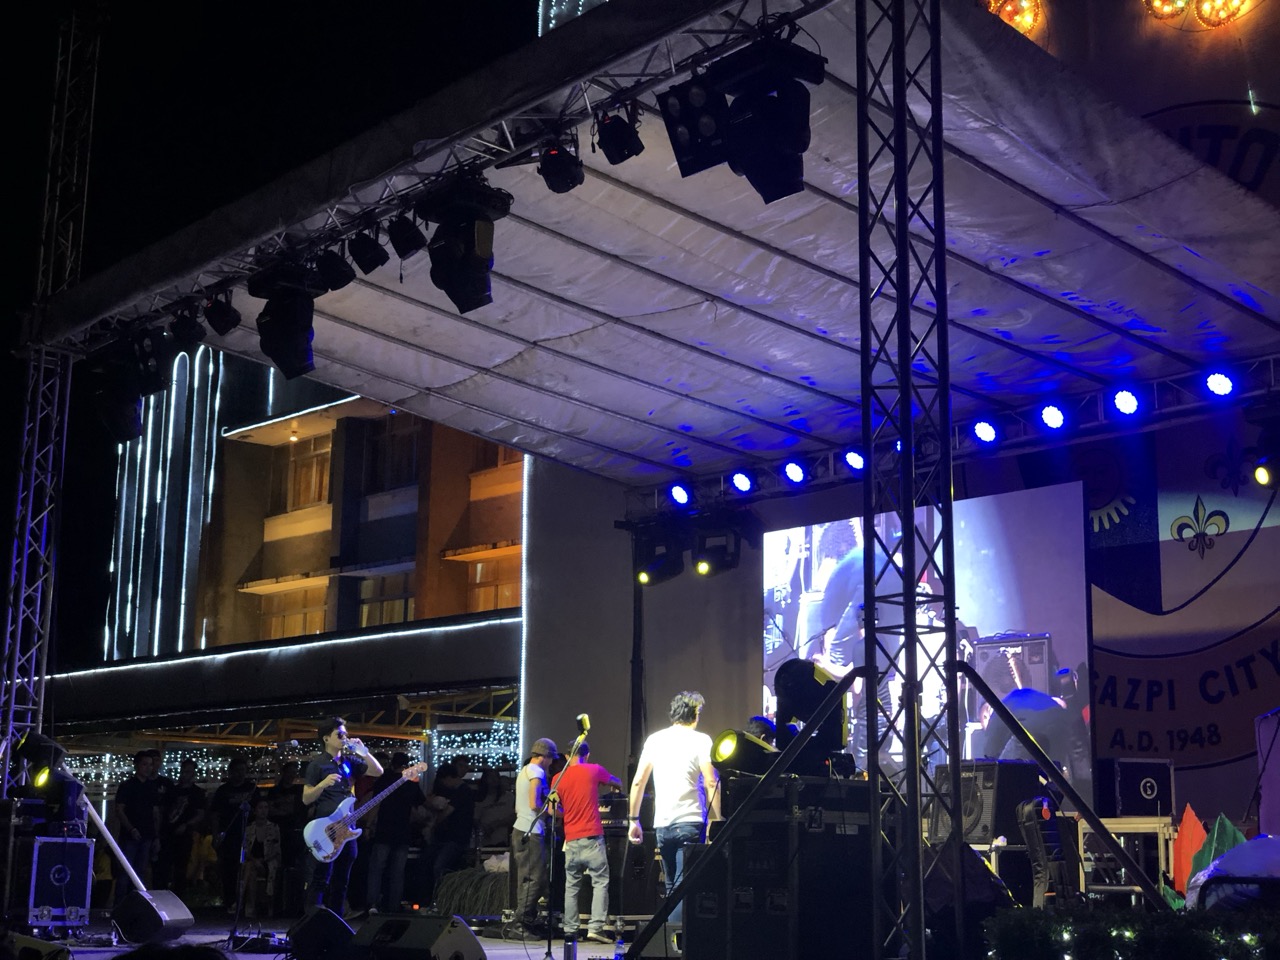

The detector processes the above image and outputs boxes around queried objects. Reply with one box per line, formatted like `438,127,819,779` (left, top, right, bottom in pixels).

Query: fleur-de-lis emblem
1171,496,1230,559
1205,437,1252,497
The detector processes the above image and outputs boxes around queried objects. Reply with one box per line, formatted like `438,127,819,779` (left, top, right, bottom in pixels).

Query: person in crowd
144,749,175,888
241,797,282,918
115,751,157,903
267,759,306,914
160,758,205,896
509,738,557,938
745,715,777,745
474,768,515,846
427,760,475,898
557,741,621,944
627,691,720,923
302,717,382,914
365,751,426,914
209,756,261,912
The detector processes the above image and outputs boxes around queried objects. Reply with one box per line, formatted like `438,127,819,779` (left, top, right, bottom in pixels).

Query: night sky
6,1,540,670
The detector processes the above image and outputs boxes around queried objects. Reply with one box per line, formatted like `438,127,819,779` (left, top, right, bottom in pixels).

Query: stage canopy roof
35,0,1280,492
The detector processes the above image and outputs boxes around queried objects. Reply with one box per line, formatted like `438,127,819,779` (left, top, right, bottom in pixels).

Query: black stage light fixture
634,528,686,586
257,294,315,379
130,327,172,396
773,656,849,776
595,107,645,165
83,348,144,443
167,305,205,347
538,137,585,194
203,296,242,336
711,728,778,776
429,219,496,313
658,74,731,177
315,249,356,292
386,215,428,259
692,529,741,577
724,76,812,203
347,231,389,274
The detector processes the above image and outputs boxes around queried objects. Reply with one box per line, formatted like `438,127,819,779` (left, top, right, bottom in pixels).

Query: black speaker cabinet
111,889,194,943
683,779,881,960
930,760,1043,844
350,913,484,960
606,830,662,916
288,906,355,960
1095,758,1175,817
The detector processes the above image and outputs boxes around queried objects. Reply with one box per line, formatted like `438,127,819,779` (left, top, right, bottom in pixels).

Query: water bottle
563,934,577,960
614,934,626,960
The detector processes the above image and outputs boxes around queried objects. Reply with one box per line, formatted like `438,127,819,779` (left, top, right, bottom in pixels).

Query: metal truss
4,6,102,795
2,349,74,797
856,1,962,957
67,0,837,349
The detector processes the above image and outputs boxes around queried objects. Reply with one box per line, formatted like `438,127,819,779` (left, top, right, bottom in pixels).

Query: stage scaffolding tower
2,6,101,797
857,0,965,956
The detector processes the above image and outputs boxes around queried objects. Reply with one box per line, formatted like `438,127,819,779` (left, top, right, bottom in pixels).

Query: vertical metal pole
857,0,954,956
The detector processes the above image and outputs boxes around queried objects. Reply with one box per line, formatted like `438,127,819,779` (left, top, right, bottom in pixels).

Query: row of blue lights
668,449,868,506
972,372,1240,446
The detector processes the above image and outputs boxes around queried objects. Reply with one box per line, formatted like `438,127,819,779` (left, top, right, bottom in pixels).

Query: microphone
576,714,590,735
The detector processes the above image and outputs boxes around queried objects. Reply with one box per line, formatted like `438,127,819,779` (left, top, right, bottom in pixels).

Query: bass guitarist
302,717,384,913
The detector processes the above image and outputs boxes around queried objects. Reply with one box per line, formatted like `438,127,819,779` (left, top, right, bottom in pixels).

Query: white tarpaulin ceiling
41,0,1280,487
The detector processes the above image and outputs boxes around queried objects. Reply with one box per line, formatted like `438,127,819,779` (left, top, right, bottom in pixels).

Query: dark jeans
306,839,358,914
367,841,410,913
655,821,704,923
512,827,549,926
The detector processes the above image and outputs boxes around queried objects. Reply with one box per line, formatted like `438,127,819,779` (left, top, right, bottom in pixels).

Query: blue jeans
656,821,704,923
563,836,610,937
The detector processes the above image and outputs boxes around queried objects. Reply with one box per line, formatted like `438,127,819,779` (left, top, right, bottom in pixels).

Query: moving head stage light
774,657,850,776
659,28,826,203
415,173,514,314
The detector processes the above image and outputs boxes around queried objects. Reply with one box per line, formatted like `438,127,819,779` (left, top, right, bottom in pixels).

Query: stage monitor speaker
634,922,682,957
289,906,355,960
930,761,1042,844
111,889,194,943
350,913,483,960
1095,758,1174,818
1,933,71,960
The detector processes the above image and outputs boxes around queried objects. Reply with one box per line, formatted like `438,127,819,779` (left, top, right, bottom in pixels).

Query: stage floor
10,913,644,960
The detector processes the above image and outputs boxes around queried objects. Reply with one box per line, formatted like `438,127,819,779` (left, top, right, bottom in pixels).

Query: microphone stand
224,801,253,948
536,726,588,960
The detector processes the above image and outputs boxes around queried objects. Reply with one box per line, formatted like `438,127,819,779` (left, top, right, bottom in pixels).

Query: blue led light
1206,372,1234,397
1113,390,1139,416
1041,405,1065,430
730,470,754,493
974,421,997,444
843,450,865,471
669,483,692,506
782,461,807,484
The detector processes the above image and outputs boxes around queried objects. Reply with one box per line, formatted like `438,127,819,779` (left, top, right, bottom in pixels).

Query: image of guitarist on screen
302,716,384,914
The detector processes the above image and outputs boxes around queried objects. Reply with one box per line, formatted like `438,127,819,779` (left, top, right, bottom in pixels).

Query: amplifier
973,634,1053,694
929,761,1042,844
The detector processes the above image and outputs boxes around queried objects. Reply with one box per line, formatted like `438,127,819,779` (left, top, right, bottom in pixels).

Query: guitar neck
347,768,417,823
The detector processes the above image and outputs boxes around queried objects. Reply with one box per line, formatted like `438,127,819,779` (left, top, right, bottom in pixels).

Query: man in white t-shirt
627,691,720,922
509,737,558,936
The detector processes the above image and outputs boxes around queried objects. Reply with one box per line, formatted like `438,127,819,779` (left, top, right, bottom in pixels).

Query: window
467,555,521,612
497,445,523,467
270,435,332,513
360,573,416,628
260,586,328,640
365,415,418,494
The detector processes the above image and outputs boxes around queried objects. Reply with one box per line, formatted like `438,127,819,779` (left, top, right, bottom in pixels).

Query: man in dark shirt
302,717,383,914
428,762,475,896
365,752,426,912
210,756,261,911
114,751,156,903
144,749,177,888
159,758,206,895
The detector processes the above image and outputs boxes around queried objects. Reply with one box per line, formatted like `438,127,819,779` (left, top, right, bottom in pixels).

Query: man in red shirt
555,741,621,943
